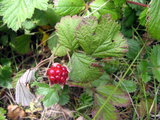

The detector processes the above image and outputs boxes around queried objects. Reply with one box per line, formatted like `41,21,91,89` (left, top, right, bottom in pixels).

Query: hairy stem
126,0,148,7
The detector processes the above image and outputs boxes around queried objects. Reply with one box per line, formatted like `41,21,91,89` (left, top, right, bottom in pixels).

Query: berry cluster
47,63,69,85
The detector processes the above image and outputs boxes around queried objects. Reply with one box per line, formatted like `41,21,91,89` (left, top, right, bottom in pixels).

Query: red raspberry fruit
47,63,69,85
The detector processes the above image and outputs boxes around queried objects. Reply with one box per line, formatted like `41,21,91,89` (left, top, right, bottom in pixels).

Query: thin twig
36,58,50,68
8,90,16,104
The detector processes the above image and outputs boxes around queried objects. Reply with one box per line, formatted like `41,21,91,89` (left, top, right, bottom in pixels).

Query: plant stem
126,0,148,7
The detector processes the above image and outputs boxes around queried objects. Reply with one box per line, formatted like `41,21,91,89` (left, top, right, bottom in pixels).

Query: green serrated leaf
22,20,36,30
95,94,119,120
104,60,120,73
51,84,62,91
91,72,110,87
59,94,69,105
96,85,130,107
138,60,151,83
55,16,82,51
150,45,160,82
43,89,59,107
79,93,93,107
32,5,60,26
122,6,136,28
53,45,69,57
126,39,141,60
54,0,85,16
47,32,58,50
69,53,101,82
59,86,70,106
76,17,98,55
114,0,125,7
147,0,160,40
119,80,137,93
32,81,50,96
10,35,31,54
48,32,69,57
90,0,121,19
139,8,147,26
0,62,12,88
0,0,49,31
76,16,128,58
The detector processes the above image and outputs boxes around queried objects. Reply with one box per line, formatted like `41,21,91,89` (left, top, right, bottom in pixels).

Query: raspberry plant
48,15,130,120
0,0,160,120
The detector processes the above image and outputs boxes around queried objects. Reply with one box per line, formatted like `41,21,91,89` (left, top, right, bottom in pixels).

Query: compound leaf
0,0,49,31
76,16,128,58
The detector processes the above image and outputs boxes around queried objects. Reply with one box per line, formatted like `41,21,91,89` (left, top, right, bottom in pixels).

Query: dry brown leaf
7,105,26,120
15,68,36,106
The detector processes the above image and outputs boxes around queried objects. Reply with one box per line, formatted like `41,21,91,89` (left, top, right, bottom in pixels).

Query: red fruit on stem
47,63,69,85
62,66,67,71
47,68,55,76
56,64,62,69
55,69,61,76
60,77,66,84
49,76,55,81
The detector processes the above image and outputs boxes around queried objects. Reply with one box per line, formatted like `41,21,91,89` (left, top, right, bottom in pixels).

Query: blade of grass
142,82,150,119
